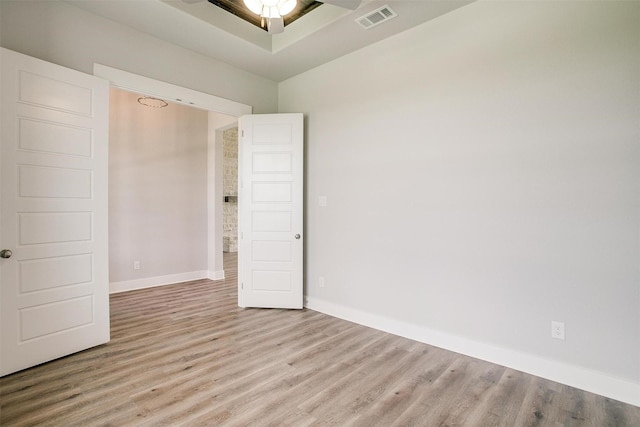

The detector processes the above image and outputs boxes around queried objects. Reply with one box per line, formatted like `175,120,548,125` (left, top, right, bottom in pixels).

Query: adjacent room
1,0,638,425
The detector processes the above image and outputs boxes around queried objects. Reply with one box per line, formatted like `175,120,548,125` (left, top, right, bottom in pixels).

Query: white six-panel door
0,48,110,376
238,114,303,309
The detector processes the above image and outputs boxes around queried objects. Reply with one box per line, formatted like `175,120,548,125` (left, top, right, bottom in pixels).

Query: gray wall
109,88,208,283
0,0,278,114
279,1,640,390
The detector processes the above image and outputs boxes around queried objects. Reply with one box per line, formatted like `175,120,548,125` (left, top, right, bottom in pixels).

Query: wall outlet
318,276,325,288
318,196,328,207
133,260,141,270
551,321,565,340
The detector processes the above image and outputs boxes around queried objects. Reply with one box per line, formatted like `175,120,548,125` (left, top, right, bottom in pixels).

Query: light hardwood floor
1,253,639,426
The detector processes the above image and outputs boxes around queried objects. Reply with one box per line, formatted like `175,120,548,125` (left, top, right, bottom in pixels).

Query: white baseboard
110,270,210,294
305,296,640,408
208,269,225,281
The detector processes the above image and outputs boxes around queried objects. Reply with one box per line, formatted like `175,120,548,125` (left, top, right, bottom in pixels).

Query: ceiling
65,0,475,82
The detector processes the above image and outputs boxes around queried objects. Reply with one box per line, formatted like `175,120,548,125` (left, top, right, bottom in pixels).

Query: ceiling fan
181,0,363,34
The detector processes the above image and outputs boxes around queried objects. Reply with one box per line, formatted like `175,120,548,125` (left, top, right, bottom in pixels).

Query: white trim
208,270,225,281
93,64,252,116
305,296,640,407
110,271,209,294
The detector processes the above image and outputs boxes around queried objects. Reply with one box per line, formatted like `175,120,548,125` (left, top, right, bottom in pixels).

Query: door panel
1,48,109,376
238,114,303,309
19,117,93,157
19,253,93,293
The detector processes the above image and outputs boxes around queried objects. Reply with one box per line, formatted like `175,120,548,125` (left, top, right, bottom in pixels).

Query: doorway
95,64,251,292
109,87,223,290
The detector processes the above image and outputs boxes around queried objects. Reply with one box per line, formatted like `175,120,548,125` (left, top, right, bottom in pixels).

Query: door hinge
241,130,244,137
241,282,244,290
240,231,244,239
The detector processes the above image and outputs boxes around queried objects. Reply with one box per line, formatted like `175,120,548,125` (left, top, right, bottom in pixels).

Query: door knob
295,234,301,240
0,249,12,259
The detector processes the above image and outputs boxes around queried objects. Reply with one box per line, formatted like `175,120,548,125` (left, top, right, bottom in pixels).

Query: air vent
356,5,397,29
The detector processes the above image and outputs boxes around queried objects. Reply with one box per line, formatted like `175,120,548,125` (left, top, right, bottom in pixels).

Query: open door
238,114,303,309
0,48,110,376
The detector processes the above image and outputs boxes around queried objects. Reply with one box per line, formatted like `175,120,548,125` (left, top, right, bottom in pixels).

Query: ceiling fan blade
267,17,285,34
320,0,362,10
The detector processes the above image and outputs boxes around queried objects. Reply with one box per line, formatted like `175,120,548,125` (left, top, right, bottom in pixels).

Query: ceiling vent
356,5,397,30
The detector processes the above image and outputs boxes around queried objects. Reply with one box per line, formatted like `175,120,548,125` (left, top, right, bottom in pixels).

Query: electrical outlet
318,196,328,207
551,321,565,340
318,276,325,288
133,260,141,270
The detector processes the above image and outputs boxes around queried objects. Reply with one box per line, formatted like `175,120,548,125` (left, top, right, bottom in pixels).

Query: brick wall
223,127,238,252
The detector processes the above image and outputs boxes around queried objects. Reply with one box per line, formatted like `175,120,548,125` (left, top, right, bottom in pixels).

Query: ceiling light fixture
137,96,168,108
243,0,297,31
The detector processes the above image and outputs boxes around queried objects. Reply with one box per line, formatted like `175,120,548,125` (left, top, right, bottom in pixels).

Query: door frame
93,64,252,286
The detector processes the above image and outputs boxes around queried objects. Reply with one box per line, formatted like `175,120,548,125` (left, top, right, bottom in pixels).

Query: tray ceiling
65,0,476,82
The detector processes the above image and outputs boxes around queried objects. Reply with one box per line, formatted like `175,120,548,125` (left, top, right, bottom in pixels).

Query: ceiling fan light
278,0,297,16
243,0,263,15
244,0,297,19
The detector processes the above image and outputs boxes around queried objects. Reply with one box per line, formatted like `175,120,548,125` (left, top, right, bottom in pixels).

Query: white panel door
0,48,110,376
238,114,303,309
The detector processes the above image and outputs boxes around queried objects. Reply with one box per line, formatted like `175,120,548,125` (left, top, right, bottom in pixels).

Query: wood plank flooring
1,253,639,426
